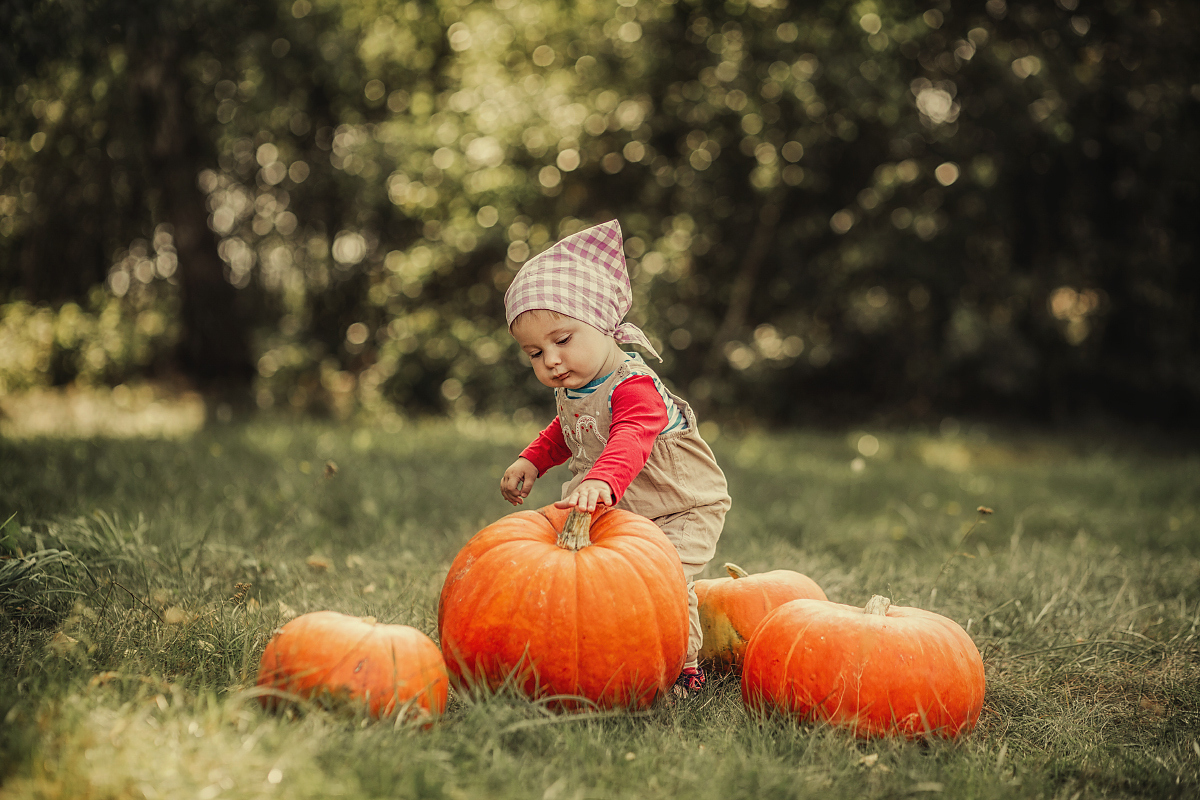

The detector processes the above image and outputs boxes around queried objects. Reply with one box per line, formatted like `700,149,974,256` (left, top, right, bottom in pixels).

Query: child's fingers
552,483,612,512
553,494,585,510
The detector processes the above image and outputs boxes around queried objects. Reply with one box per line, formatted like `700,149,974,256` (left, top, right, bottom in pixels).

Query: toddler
499,219,731,699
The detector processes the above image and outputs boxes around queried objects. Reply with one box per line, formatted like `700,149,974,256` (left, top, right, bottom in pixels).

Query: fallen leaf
89,671,122,687
1139,696,1166,716
306,555,332,572
48,631,79,655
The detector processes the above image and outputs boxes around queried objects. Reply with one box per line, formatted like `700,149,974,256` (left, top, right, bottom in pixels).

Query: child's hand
501,457,539,505
554,479,614,513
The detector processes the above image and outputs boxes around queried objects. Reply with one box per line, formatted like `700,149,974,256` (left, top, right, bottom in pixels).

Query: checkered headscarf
503,219,661,361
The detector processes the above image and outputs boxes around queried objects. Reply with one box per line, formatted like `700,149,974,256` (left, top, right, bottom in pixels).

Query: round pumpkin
694,562,827,673
257,611,448,720
741,595,984,738
438,505,688,709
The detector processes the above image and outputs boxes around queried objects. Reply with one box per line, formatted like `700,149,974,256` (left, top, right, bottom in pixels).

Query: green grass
1,416,1198,799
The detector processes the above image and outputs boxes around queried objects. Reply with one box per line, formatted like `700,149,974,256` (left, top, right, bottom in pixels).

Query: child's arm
501,417,570,505
555,376,667,512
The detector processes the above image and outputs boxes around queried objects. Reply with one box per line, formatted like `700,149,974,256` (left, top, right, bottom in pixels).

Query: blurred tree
1,0,291,389
2,0,1197,424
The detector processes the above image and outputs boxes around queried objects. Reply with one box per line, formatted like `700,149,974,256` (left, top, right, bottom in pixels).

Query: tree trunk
701,187,786,377
134,37,254,394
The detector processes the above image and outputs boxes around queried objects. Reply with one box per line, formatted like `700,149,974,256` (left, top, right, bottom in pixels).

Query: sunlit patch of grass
0,383,206,440
1,418,1198,798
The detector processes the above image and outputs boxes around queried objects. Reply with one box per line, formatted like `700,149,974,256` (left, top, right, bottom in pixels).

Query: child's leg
653,502,726,665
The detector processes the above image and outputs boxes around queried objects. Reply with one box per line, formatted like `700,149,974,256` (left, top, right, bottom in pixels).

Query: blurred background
1,0,1197,431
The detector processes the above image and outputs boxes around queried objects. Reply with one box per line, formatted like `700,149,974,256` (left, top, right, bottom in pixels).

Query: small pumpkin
257,611,448,720
741,595,984,738
438,505,688,709
694,562,827,673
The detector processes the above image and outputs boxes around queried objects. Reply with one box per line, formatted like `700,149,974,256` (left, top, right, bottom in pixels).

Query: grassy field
1,415,1198,799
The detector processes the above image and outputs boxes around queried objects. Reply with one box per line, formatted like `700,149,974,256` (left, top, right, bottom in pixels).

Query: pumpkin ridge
905,623,956,734
579,577,640,705
445,541,550,681
442,529,556,632
592,541,666,701
447,541,538,640
851,610,889,726
516,547,578,696
778,614,817,712
747,585,775,640
489,551,549,695
567,537,581,699
305,616,382,681
926,637,967,724
621,537,679,689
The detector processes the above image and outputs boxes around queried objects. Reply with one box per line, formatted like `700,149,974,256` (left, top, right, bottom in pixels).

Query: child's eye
556,336,571,346
530,350,542,359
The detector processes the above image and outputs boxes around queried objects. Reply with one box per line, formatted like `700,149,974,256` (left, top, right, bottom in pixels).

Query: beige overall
557,355,731,663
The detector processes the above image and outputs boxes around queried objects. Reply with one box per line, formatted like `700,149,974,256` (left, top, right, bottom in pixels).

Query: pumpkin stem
558,507,593,551
724,563,749,579
864,595,892,616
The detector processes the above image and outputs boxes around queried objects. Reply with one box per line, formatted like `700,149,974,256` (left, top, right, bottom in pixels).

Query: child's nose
543,348,562,366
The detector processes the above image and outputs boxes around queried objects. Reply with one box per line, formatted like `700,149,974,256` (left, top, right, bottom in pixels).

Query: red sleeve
519,416,571,475
584,375,667,504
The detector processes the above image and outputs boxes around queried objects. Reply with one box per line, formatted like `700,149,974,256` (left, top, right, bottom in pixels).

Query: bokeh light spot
935,162,960,186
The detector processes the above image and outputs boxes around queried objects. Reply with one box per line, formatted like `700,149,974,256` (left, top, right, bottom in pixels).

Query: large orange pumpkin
741,596,984,738
257,611,449,720
694,562,826,673
438,505,688,709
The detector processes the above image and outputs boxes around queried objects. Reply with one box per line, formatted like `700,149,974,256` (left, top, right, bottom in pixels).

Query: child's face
511,310,622,390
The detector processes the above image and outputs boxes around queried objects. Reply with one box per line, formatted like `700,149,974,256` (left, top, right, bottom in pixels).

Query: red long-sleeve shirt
519,375,668,503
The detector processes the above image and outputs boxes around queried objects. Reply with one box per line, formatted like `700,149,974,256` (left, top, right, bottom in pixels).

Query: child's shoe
671,665,706,700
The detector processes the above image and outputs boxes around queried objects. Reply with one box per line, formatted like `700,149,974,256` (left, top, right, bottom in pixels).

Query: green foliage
0,285,178,391
1,0,1198,420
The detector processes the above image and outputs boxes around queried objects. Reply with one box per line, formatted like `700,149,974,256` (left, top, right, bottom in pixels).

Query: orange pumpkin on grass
438,505,688,709
694,562,826,672
741,596,984,738
257,611,448,721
